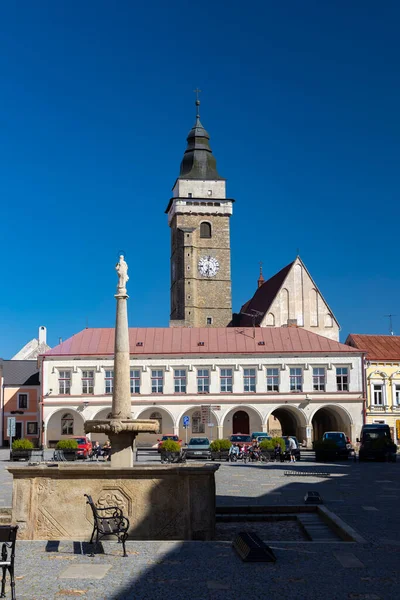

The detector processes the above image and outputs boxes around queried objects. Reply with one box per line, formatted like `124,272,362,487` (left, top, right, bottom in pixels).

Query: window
313,367,326,391
373,384,383,405
192,410,205,434
151,370,164,393
200,222,212,238
290,368,303,392
266,368,279,392
104,370,113,394
206,317,213,325
197,369,210,393
188,192,192,198
174,369,186,393
395,384,400,405
61,413,74,435
150,411,162,433
82,370,94,394
58,371,71,395
130,369,140,394
207,189,212,197
220,368,233,392
244,368,256,392
27,422,38,435
336,367,349,391
18,393,28,409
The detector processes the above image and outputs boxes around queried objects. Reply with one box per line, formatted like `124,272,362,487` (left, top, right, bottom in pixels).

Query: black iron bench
0,526,18,600
84,494,129,557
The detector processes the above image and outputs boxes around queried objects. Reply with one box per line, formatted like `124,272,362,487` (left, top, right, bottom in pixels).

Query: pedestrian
102,439,112,461
91,440,101,461
287,436,297,462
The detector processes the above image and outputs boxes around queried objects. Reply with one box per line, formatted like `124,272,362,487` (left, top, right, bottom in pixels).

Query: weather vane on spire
193,88,202,118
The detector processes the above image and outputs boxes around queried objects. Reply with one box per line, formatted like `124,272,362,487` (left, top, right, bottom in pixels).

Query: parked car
282,436,301,461
321,431,353,459
251,432,270,440
157,435,182,453
71,436,92,459
358,424,397,462
229,434,252,448
184,438,211,460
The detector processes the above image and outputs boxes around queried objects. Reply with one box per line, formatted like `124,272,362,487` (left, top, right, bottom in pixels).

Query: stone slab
59,564,112,579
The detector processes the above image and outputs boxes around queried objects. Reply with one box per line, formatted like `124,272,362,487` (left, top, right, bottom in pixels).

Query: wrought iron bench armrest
93,506,124,518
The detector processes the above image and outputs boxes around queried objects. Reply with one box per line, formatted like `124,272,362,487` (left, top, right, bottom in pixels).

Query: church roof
42,327,357,358
346,334,400,361
178,101,224,181
231,261,294,327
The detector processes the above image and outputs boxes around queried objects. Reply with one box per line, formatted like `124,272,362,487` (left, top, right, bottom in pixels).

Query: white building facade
39,327,365,448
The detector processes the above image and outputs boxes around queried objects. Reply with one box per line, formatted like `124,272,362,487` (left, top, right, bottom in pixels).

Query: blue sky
1,1,399,357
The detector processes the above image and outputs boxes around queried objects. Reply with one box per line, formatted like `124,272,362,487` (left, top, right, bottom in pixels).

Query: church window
313,367,325,391
290,368,303,392
265,312,275,326
151,370,164,393
200,222,212,239
325,314,334,327
206,317,213,325
104,370,113,394
150,412,162,434
130,369,140,394
207,190,212,196
266,368,279,392
58,371,71,395
192,411,205,434
244,368,256,392
220,368,233,393
61,413,74,436
82,370,94,394
174,369,186,393
188,193,192,198
197,369,210,393
336,367,349,391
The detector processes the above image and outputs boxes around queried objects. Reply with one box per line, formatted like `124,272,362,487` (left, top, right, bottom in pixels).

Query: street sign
201,405,211,424
183,416,190,427
7,417,16,438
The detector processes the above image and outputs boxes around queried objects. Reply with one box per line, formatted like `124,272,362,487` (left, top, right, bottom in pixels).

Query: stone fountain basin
8,463,219,541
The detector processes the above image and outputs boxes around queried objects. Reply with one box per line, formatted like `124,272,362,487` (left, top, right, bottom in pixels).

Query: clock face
198,255,219,277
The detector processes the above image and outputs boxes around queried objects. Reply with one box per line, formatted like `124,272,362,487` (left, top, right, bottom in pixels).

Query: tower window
188,193,193,198
207,190,212,196
200,222,212,239
206,317,213,325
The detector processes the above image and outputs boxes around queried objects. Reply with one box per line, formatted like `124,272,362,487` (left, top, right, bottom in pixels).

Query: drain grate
284,470,331,477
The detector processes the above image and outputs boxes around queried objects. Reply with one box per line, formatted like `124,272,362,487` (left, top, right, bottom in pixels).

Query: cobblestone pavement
1,449,399,599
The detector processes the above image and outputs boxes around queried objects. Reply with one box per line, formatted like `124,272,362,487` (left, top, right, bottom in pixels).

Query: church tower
166,98,233,328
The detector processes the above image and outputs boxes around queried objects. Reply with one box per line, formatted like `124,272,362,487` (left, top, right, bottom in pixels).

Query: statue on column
116,255,129,294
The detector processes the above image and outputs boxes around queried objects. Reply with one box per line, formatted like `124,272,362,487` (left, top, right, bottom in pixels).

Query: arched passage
268,406,307,441
222,406,262,438
135,407,175,446
45,408,85,448
178,406,218,443
311,406,352,441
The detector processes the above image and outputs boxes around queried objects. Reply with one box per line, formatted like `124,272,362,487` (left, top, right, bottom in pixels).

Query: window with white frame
395,384,400,405
372,383,383,405
266,368,279,392
18,393,28,409
197,369,210,393
82,370,94,394
58,370,71,395
313,367,326,391
130,369,140,394
220,368,233,392
151,370,164,393
290,368,303,392
61,413,74,435
244,368,256,392
104,370,113,394
27,422,38,435
192,410,205,433
336,367,349,391
174,369,187,393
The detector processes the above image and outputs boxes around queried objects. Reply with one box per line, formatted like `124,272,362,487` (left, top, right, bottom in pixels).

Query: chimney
38,326,47,345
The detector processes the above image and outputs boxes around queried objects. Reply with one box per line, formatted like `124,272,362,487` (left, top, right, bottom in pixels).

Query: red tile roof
43,327,358,357
346,334,400,361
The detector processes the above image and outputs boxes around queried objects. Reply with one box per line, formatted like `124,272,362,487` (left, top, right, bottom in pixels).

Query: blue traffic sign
183,416,190,427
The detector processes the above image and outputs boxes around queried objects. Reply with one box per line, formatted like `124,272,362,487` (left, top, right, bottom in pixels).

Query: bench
0,526,18,600
84,494,129,557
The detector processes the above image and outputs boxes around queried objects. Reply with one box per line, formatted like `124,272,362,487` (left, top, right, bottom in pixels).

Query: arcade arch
267,406,307,441
222,406,262,438
135,407,174,446
311,405,352,441
45,408,85,447
178,406,218,443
